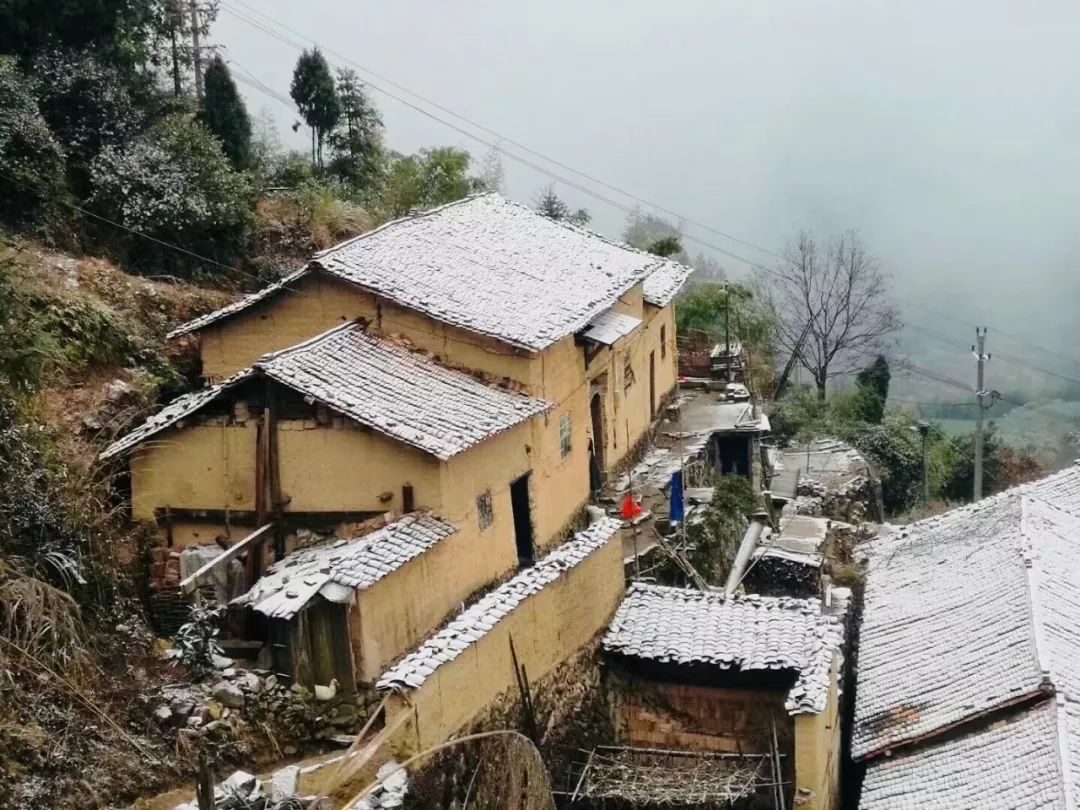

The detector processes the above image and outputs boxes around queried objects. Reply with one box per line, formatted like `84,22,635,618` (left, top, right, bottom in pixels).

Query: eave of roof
101,322,552,461
376,518,622,691
231,513,456,620
164,194,694,350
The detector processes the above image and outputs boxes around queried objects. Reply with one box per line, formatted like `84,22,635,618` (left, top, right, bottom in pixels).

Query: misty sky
215,1,1080,389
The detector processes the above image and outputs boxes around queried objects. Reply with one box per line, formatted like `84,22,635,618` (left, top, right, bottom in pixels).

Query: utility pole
973,327,989,501
190,0,204,103
915,421,931,505
724,286,733,383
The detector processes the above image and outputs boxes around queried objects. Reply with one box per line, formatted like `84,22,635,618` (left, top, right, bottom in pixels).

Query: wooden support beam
179,523,275,595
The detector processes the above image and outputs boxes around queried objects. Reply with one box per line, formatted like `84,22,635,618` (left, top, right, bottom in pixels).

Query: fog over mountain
218,0,1080,396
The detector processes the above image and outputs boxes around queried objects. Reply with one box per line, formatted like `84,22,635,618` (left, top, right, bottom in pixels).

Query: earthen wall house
103,193,691,702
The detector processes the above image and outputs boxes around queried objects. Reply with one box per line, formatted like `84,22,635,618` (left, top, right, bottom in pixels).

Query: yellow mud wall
130,421,257,524
438,421,532,576
793,656,842,810
349,524,485,684
128,417,442,547
197,272,540,389
382,530,625,753
198,273,370,381
276,422,441,515
645,303,678,399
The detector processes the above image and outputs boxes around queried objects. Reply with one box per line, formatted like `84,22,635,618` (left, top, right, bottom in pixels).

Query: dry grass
0,574,90,677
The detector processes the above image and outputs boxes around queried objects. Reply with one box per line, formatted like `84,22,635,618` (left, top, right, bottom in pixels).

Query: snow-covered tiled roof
167,267,310,339
854,465,1080,761
165,195,691,349
642,260,693,307
101,322,551,461
232,513,455,620
98,369,251,460
581,309,642,345
602,583,843,714
376,518,622,691
257,323,550,459
860,697,1074,810
314,194,684,351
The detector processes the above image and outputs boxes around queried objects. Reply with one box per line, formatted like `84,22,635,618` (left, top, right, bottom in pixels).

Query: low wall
382,529,625,754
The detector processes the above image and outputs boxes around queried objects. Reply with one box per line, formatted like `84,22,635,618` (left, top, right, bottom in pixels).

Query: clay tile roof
860,696,1075,810
376,518,622,691
166,267,310,339
642,260,694,307
231,513,456,620
854,465,1080,762
602,583,843,714
166,194,692,349
100,322,551,461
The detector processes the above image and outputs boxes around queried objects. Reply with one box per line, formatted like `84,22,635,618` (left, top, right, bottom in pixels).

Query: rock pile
794,475,877,523
153,666,381,753
173,767,332,810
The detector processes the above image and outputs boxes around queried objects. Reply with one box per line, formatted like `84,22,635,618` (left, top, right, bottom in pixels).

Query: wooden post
196,752,214,810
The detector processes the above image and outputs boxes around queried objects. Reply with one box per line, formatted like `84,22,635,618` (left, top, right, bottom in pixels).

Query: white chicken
314,677,340,701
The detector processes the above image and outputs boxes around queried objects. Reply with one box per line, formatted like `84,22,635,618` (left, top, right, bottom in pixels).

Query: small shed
599,584,845,810
231,513,456,691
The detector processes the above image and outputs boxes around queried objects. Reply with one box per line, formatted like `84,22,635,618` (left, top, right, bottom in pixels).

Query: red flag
621,493,643,520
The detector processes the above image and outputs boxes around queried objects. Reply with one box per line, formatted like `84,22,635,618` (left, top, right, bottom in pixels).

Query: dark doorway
649,350,657,420
713,433,752,477
510,473,535,567
305,600,356,694
590,392,605,471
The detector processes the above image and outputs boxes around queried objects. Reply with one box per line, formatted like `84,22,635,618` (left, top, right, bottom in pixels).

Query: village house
853,465,1080,809
593,583,846,810
101,192,691,698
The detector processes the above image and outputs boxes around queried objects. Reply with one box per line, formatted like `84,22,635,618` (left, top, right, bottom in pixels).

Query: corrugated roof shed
377,518,622,691
602,583,843,714
231,513,456,620
101,322,551,461
581,309,642,345
860,697,1073,810
166,194,693,349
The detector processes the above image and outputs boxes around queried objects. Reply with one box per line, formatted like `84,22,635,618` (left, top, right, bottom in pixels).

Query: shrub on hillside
88,114,255,276
0,57,68,234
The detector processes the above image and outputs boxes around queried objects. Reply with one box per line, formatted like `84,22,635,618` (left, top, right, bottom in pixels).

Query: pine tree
328,68,383,188
854,354,891,423
290,48,340,168
199,56,251,169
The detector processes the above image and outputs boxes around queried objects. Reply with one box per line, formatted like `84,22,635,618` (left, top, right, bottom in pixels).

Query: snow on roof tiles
602,583,843,714
231,513,456,620
581,309,642,345
167,267,311,339
165,195,691,348
860,697,1073,810
854,465,1080,761
98,369,250,460
642,260,693,307
258,323,551,459
101,322,551,461
376,518,622,691
314,194,682,350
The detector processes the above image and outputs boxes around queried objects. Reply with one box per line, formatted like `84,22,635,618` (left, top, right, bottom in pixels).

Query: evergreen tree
533,183,590,225
290,48,340,168
199,56,252,169
853,354,891,423
647,235,683,257
328,68,384,189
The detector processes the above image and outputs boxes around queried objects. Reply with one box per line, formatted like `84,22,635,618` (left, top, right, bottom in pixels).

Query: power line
220,0,1080,377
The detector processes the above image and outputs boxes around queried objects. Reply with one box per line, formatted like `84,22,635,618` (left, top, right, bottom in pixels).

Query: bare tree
764,230,900,399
